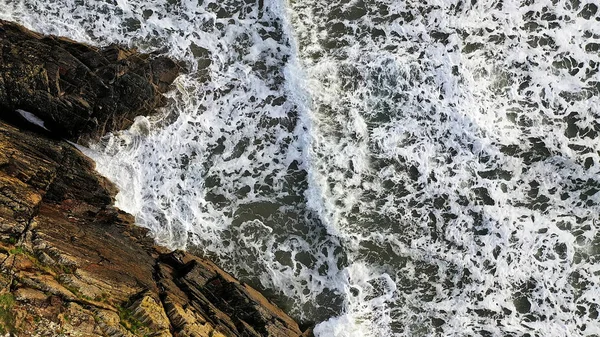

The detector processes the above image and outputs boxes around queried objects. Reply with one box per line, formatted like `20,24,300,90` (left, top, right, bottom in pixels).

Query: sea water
1,0,599,336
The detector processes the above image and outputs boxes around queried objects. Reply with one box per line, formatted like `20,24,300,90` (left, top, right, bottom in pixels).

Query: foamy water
2,0,599,336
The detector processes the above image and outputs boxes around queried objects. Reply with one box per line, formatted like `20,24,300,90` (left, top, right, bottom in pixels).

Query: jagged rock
0,19,182,143
96,310,137,337
163,294,221,337
156,251,304,337
127,293,171,334
59,302,105,336
57,273,105,300
19,273,78,301
13,287,48,304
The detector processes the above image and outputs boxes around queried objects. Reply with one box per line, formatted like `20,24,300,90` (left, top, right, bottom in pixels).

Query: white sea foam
290,0,600,335
3,0,600,336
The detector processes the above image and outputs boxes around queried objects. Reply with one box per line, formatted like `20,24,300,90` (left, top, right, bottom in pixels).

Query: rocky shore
0,20,310,337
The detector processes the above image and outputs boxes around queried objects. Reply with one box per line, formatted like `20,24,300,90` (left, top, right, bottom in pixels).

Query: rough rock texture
0,21,309,337
0,19,181,143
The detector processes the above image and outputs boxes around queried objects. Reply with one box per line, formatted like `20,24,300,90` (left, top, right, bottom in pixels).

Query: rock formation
0,19,181,143
0,20,310,337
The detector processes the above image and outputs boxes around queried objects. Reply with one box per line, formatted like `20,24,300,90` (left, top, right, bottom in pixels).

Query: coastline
0,19,310,337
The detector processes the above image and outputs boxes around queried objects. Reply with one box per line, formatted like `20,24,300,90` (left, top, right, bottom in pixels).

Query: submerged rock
0,19,181,143
0,20,309,337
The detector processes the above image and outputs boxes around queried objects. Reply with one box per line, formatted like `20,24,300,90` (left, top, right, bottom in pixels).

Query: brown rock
127,293,170,333
19,273,78,301
157,251,303,337
14,287,48,304
60,302,105,336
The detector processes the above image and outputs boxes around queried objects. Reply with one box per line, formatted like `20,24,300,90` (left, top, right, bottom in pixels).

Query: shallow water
2,0,599,335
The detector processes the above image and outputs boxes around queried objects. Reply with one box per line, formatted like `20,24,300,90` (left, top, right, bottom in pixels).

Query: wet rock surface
0,21,308,337
0,19,181,143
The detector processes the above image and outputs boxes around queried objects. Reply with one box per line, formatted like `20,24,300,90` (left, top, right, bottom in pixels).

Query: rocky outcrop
0,21,309,337
0,19,181,143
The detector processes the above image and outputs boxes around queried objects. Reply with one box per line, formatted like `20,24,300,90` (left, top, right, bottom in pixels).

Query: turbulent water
2,0,600,335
